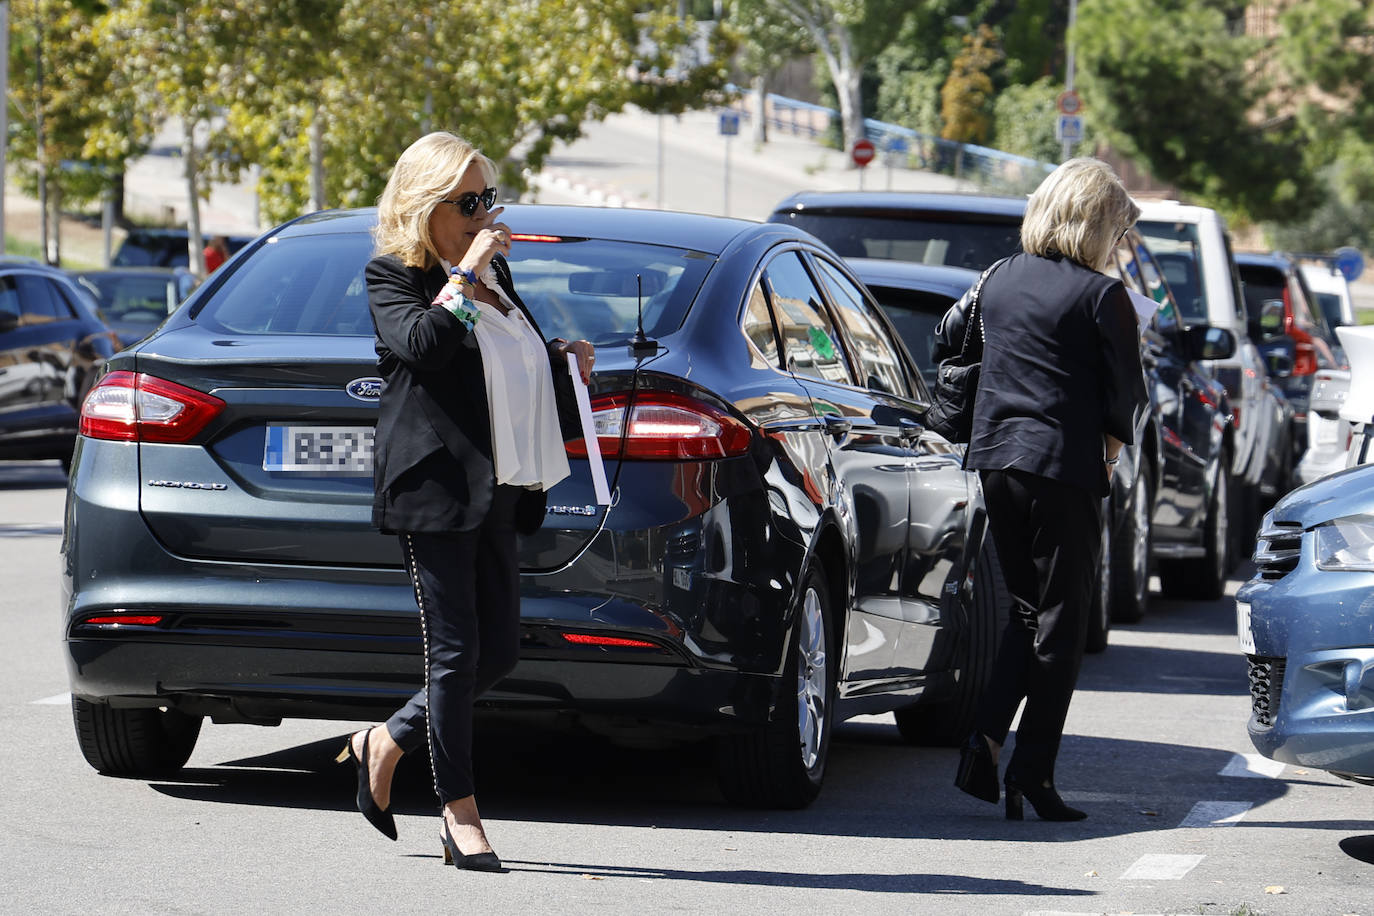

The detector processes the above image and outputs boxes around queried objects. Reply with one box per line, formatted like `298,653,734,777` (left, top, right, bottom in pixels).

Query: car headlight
1315,515,1374,571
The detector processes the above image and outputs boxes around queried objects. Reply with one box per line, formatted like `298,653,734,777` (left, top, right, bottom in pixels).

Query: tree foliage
1074,0,1318,223
940,23,1001,144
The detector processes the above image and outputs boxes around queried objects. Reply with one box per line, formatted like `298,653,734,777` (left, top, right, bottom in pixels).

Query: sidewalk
3,183,113,268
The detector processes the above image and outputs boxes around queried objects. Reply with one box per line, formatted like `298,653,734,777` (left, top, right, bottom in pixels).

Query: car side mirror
1183,325,1236,362
0,308,19,334
1266,350,1294,378
1258,299,1285,340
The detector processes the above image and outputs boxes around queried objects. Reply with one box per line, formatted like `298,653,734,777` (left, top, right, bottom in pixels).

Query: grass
1359,308,1374,326
5,234,102,271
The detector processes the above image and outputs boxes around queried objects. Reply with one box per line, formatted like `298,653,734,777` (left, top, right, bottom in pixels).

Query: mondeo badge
346,377,385,401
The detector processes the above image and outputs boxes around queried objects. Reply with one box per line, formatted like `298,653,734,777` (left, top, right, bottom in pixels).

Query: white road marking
31,693,70,705
1120,854,1206,880
1178,800,1252,828
1218,752,1286,778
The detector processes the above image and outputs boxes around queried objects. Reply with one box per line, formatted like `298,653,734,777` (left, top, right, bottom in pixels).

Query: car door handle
899,417,924,441
822,415,852,436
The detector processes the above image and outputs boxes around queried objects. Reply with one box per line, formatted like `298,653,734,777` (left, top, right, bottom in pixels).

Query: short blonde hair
373,132,498,268
1020,158,1140,272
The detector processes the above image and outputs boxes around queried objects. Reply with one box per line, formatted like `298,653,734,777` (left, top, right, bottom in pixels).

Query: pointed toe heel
954,733,1000,804
1004,785,1024,820
340,728,398,841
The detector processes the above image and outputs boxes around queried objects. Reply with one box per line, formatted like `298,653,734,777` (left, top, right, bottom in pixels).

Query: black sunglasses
440,187,497,217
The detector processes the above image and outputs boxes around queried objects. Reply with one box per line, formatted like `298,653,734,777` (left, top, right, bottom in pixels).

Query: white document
567,354,611,505
1127,288,1160,330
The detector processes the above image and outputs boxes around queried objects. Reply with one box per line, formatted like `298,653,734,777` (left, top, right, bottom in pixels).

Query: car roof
772,190,1026,219
846,258,979,298
1299,263,1350,293
278,205,766,255
1136,200,1220,224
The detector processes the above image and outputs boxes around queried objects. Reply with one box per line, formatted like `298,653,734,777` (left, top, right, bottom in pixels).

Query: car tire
715,565,835,809
72,696,202,776
894,537,1008,745
1085,508,1112,654
1159,463,1229,601
1109,467,1153,624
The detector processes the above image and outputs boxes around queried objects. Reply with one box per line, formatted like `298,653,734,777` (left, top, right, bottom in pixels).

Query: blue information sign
1335,246,1365,283
719,112,740,137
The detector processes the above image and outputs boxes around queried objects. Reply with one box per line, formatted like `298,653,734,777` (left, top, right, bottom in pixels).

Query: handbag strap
957,258,1004,357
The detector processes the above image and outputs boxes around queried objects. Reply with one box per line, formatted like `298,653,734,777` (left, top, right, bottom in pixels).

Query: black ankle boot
954,733,1000,803
1003,774,1086,821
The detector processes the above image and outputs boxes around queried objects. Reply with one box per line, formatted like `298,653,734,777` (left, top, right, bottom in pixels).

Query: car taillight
565,391,752,460
79,371,225,443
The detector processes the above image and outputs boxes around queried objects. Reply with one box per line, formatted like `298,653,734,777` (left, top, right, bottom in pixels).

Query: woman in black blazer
339,132,594,870
944,158,1147,821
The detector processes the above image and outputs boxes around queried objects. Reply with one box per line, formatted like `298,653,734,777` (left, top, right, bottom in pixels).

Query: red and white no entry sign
852,138,876,168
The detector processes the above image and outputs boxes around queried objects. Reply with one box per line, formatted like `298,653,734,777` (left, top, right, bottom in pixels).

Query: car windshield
193,232,377,335
779,213,1020,272
75,274,173,321
506,237,713,345
1136,221,1208,323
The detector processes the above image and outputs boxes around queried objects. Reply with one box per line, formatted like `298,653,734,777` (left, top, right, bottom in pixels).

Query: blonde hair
1020,158,1140,272
373,132,498,268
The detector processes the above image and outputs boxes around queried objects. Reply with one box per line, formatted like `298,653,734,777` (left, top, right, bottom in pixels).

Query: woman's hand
457,207,512,277
563,339,596,384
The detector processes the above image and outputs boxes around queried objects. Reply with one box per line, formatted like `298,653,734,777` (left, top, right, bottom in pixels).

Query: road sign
852,138,876,168
1057,90,1082,115
1055,115,1083,143
885,136,908,155
719,112,740,136
1335,246,1365,283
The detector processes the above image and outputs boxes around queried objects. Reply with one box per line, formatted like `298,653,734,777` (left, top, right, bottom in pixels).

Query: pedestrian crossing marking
30,693,70,705
1218,753,1285,778
1178,800,1252,828
1120,854,1205,880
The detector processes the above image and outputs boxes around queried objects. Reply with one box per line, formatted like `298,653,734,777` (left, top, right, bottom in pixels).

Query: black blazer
366,252,578,535
935,252,1146,497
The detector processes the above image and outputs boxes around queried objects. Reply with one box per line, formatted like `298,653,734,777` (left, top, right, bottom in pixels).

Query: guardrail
728,89,1055,195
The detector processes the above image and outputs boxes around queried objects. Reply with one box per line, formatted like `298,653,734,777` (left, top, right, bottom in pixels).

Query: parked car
1136,201,1293,547
1237,462,1374,784
0,262,118,467
63,205,1007,808
1235,252,1342,467
112,228,255,270
1339,325,1374,469
68,267,200,347
770,191,1241,613
1300,262,1357,331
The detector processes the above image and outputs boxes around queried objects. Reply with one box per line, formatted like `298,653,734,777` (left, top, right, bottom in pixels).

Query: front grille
1254,518,1303,580
1248,655,1286,727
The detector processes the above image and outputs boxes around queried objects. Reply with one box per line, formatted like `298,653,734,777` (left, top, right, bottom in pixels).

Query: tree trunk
48,183,62,266
811,22,864,155
183,117,206,276
751,74,768,145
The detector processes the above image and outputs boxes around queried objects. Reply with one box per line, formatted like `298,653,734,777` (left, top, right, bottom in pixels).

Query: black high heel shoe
954,733,1000,803
1003,775,1087,821
441,821,503,872
336,727,397,841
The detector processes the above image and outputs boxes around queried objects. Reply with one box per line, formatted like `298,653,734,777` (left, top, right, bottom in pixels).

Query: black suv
113,229,255,269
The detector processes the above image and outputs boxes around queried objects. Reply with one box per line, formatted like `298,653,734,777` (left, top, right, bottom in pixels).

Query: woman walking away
944,158,1147,821
338,132,594,869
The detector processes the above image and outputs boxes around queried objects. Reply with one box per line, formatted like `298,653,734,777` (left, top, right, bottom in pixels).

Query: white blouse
442,260,570,490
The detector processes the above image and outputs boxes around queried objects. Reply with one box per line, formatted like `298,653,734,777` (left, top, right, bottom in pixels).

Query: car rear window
1237,265,1285,323
75,274,174,320
193,232,376,336
778,212,1021,272
507,237,712,345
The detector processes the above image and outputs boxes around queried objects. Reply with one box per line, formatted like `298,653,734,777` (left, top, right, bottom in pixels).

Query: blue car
1237,462,1374,784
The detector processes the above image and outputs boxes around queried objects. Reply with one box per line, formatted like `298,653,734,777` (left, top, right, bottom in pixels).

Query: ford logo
346,377,384,401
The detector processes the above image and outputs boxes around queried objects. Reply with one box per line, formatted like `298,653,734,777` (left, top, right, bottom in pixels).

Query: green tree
1074,0,1316,223
730,0,813,144
940,23,1002,144
992,75,1089,162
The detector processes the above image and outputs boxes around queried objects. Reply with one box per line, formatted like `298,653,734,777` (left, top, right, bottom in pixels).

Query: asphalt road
2,459,1370,915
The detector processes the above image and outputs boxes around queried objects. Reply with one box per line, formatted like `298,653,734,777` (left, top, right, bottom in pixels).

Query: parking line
30,693,70,705
1218,753,1286,778
1120,854,1205,880
1178,800,1252,828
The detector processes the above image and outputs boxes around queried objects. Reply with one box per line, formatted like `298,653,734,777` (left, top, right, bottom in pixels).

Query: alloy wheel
796,586,828,771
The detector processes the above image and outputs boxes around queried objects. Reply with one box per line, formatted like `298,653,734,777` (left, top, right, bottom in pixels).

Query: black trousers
974,468,1101,782
384,485,522,804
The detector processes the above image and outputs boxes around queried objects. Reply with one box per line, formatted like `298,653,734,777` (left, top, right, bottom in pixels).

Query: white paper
1127,288,1160,330
567,354,611,505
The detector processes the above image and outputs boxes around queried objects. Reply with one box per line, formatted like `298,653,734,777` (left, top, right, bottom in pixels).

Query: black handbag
922,261,1000,443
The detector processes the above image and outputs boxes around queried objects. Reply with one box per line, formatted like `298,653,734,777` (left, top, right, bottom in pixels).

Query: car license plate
1236,600,1256,655
264,424,374,474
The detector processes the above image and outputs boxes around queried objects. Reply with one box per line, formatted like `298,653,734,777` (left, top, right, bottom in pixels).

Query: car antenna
630,273,658,357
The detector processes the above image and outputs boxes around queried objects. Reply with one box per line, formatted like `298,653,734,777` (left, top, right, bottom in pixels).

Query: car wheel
1085,508,1112,653
1109,467,1153,624
894,536,1008,745
1159,463,1229,601
72,696,202,776
715,565,834,808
